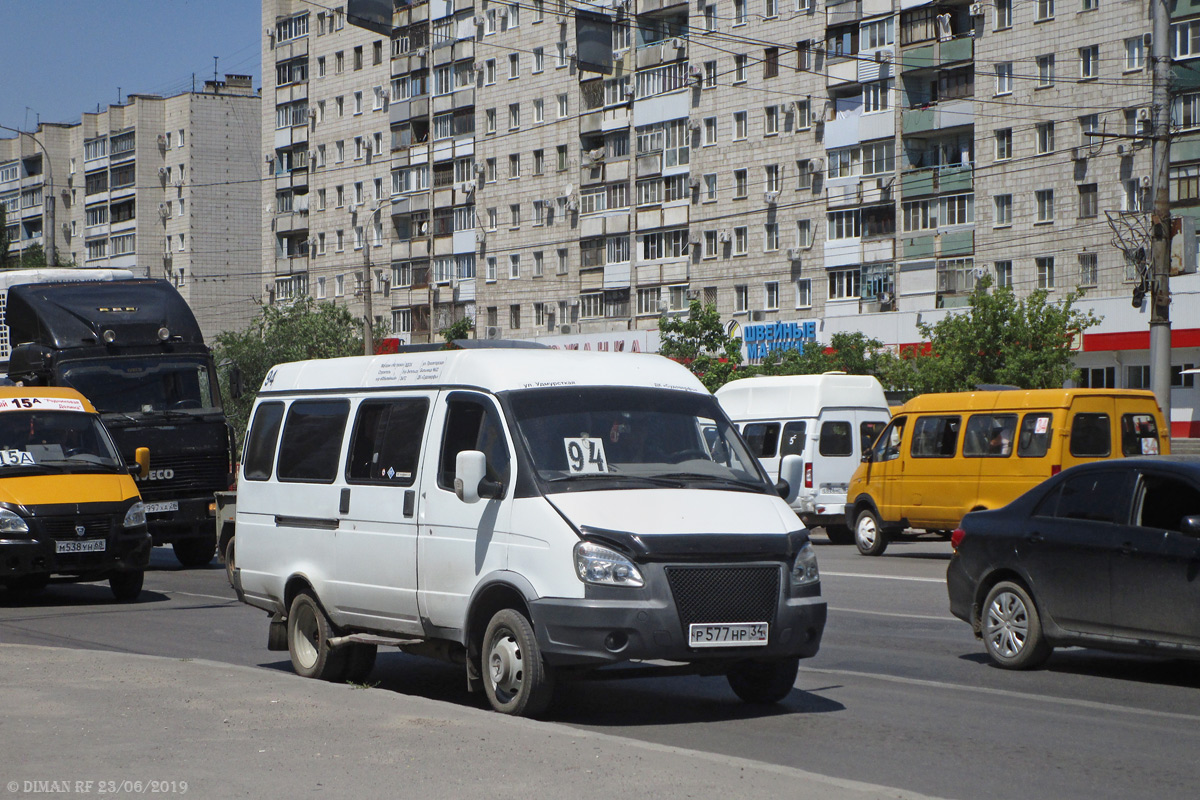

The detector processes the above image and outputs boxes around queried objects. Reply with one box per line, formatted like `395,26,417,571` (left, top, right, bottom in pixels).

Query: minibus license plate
55,539,106,554
688,623,768,647
144,501,178,514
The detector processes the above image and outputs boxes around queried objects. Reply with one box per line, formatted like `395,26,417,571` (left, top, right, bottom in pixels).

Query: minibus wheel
287,590,348,681
854,509,889,556
109,569,144,602
223,537,236,589
727,657,800,704
481,608,555,717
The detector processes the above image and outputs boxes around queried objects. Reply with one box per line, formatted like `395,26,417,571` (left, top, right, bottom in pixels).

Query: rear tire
727,657,800,704
854,508,889,556
223,536,237,589
481,608,555,717
173,535,216,568
109,570,144,602
287,590,348,681
982,581,1052,670
823,524,853,545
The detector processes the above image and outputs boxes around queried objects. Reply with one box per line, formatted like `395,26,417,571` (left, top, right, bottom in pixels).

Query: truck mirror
228,366,245,400
454,450,487,503
131,447,150,479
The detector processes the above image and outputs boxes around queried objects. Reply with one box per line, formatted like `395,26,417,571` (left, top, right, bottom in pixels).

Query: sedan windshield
506,387,772,492
59,356,221,414
0,410,124,473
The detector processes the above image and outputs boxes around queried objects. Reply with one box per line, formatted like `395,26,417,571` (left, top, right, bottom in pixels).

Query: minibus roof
714,373,889,419
0,386,98,414
257,349,708,396
896,388,1161,414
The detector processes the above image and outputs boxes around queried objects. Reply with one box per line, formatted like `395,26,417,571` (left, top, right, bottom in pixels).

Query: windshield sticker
1142,437,1160,455
0,397,87,413
0,449,37,466
1034,416,1050,435
564,437,608,474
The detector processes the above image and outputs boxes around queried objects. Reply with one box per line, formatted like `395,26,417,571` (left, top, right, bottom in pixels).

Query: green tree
0,205,9,269
898,276,1101,393
757,331,902,385
657,300,744,391
439,315,474,347
2,243,79,270
213,296,371,444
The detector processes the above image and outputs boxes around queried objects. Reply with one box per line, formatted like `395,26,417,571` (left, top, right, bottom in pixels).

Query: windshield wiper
657,472,769,491
0,463,69,475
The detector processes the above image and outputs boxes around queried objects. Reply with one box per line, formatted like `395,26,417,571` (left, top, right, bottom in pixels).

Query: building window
1080,46,1099,80
765,106,780,136
704,173,717,202
734,54,747,83
1078,184,1098,218
1036,189,1055,223
509,254,521,279
1036,256,1056,288
734,226,748,254
764,222,779,251
995,260,1013,288
1036,122,1055,155
828,269,861,300
764,47,779,78
994,194,1012,227
764,281,780,309
863,80,889,112
1126,36,1145,71
1036,0,1054,21
1170,164,1200,202
704,61,718,88
1173,20,1200,59
1079,253,1098,287
734,111,748,140
995,63,1013,96
995,128,1013,161
1037,54,1055,87
795,279,812,309
995,0,1013,29
734,169,748,198
735,285,749,312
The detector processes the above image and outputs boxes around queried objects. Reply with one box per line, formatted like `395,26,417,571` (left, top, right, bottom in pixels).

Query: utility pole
1150,0,1173,424
362,220,375,356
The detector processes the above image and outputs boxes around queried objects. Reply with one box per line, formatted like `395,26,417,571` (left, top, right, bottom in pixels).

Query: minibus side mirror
777,454,803,503
130,446,150,478
455,450,501,503
862,448,874,463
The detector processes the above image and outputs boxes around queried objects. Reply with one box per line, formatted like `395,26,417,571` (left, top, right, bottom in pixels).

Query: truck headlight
790,542,819,587
123,502,147,529
574,541,644,588
0,507,30,534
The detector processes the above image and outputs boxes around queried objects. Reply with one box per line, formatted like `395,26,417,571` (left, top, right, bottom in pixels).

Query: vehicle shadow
956,649,1200,688
261,651,847,724
0,583,172,608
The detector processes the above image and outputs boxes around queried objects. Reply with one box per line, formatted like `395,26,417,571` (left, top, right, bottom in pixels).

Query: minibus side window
963,414,1017,458
743,422,781,458
244,402,285,481
346,398,429,486
860,421,887,456
819,420,854,457
438,397,510,492
871,417,905,461
910,415,960,458
780,422,807,457
1121,413,1161,456
1070,413,1111,457
1017,413,1053,458
277,400,350,483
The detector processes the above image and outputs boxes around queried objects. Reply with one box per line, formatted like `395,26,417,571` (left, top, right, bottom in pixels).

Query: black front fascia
579,525,809,564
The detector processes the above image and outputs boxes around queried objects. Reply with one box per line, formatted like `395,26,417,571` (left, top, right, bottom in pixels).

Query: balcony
901,35,973,73
900,163,973,198
902,100,973,135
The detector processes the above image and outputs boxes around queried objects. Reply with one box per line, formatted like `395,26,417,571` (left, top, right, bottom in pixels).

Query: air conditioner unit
687,118,702,132
265,154,274,164
787,248,801,261
567,48,577,60
1071,147,1086,161
750,310,767,322
157,134,167,147
566,199,579,211
689,64,703,79
877,51,892,63
808,158,823,173
173,178,183,188
688,176,701,189
588,147,606,161
622,84,635,100
687,288,700,300
158,204,171,220
461,180,476,194
1144,32,1153,48
474,162,487,176
670,38,685,50
969,2,984,15
61,222,70,235
485,326,501,339
1137,107,1151,122
764,191,779,204
473,14,485,25
308,150,317,162
560,323,579,334
158,167,170,177
415,47,428,59
878,290,894,310
718,229,731,243
475,229,486,243
1141,175,1152,188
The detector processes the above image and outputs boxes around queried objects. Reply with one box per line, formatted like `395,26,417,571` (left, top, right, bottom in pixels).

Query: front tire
109,570,144,602
824,524,853,545
854,508,889,556
481,608,555,717
222,536,236,589
173,535,216,568
727,657,800,704
287,591,347,681
981,581,1052,670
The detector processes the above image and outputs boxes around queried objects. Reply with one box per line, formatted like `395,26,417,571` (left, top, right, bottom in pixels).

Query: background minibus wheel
109,570,144,602
172,536,216,568
482,608,555,717
824,524,853,545
982,581,1052,670
287,590,348,681
727,657,800,704
854,509,889,556
343,643,378,683
222,537,236,589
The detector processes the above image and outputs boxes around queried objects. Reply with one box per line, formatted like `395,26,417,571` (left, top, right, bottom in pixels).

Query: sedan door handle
1120,541,1136,555
1026,533,1044,544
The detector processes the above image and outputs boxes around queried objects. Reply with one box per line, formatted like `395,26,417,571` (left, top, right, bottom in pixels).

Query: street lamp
0,122,56,267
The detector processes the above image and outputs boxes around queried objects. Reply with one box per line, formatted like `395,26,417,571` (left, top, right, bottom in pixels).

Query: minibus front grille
43,515,115,569
665,565,780,625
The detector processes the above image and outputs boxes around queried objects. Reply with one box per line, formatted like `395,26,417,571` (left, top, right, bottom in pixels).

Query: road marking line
823,570,945,584
829,607,954,622
797,665,1200,724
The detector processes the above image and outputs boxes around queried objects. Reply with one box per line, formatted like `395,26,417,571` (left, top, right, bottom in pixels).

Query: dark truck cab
4,279,235,567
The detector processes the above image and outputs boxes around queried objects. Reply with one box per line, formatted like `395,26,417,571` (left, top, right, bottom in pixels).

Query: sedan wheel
982,581,1052,670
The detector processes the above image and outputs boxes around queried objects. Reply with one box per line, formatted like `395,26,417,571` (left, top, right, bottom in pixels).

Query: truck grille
665,565,781,625
136,453,228,500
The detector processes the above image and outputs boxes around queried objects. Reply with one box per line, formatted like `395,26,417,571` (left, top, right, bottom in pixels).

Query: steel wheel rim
293,603,320,669
488,632,524,702
985,591,1029,658
856,516,877,548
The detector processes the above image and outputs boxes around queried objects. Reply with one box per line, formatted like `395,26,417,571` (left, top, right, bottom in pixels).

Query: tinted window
1070,413,1111,457
244,402,284,481
910,415,960,458
743,422,781,458
860,420,886,455
1037,470,1131,523
871,416,906,461
1137,472,1200,532
277,400,350,483
780,421,807,457
346,398,429,485
1017,413,1053,458
1121,413,1161,456
819,420,853,457
963,413,1017,458
438,396,510,491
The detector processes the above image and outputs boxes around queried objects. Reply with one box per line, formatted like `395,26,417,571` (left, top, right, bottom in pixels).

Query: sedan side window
1136,474,1200,532
1037,470,1132,523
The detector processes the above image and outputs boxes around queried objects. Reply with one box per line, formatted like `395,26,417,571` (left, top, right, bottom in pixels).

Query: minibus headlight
123,502,147,529
0,508,30,534
790,542,819,587
573,541,644,588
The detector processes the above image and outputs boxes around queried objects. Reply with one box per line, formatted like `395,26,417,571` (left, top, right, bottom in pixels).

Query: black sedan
947,455,1200,669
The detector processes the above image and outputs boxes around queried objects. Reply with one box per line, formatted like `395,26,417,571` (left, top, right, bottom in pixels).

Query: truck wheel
343,643,378,683
824,524,853,545
481,608,555,717
854,508,889,556
173,536,216,568
109,570,144,602
727,657,800,704
287,590,347,681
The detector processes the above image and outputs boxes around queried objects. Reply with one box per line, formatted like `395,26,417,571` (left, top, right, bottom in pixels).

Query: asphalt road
2,533,1199,800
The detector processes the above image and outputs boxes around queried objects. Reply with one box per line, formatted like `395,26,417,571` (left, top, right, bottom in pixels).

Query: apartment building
263,0,1200,431
1,79,262,339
